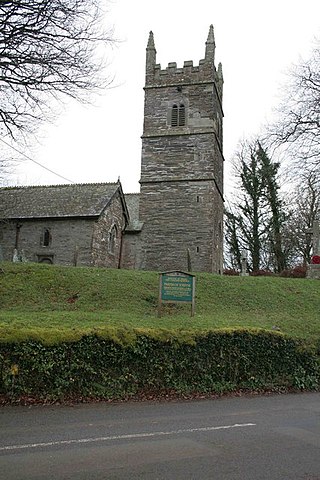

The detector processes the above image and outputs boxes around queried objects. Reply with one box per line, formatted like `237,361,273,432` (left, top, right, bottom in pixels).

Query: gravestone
306,216,320,279
12,248,28,263
240,249,249,276
12,248,20,262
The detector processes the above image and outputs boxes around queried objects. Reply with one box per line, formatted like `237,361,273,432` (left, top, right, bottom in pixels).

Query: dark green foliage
1,329,319,402
257,143,287,273
225,141,288,273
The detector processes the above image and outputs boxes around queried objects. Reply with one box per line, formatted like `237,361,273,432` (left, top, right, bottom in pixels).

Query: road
1,392,320,479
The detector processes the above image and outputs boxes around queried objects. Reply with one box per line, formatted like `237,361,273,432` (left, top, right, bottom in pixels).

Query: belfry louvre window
171,104,186,126
179,104,185,125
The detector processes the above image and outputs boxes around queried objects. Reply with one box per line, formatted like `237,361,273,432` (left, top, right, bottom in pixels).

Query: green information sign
158,271,195,316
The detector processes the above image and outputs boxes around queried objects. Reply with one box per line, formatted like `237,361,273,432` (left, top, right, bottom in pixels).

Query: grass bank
0,262,319,343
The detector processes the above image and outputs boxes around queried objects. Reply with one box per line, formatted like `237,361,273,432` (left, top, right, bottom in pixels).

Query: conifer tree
225,141,286,273
257,143,287,273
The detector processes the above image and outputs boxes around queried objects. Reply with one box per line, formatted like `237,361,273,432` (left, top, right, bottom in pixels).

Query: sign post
158,271,196,317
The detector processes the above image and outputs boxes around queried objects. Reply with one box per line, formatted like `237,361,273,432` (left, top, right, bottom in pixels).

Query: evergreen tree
224,209,242,270
257,143,287,272
225,141,287,273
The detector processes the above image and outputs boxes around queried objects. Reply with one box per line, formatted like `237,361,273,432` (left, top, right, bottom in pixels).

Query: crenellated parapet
145,25,223,102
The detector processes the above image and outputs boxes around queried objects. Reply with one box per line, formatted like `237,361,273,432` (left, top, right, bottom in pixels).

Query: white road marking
0,423,256,452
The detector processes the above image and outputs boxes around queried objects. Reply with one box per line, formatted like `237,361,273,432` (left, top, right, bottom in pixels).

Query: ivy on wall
1,329,319,402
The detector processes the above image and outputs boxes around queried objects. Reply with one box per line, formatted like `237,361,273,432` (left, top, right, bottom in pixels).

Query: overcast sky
8,0,320,194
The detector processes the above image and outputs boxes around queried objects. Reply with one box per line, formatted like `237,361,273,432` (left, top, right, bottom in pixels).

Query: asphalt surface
1,392,320,479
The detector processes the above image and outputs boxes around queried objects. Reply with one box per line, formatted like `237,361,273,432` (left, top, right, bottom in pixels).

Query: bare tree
285,170,319,265
0,0,114,139
270,40,320,170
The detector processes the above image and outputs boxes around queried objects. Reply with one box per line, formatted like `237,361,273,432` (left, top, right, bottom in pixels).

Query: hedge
1,328,319,402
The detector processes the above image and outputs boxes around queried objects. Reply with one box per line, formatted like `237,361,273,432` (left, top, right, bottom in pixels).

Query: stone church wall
121,232,142,270
1,218,94,266
139,179,223,273
92,191,126,268
0,190,126,268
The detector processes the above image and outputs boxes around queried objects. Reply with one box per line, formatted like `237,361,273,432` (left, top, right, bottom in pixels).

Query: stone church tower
138,25,224,273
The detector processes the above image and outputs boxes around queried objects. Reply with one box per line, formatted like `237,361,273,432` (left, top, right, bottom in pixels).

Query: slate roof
0,182,122,219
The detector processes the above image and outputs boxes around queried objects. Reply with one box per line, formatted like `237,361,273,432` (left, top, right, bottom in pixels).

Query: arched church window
171,103,186,127
42,228,51,247
108,224,117,254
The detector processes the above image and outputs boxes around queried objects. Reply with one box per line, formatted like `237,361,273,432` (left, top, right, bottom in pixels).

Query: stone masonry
0,183,128,267
0,26,225,274
137,25,224,273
